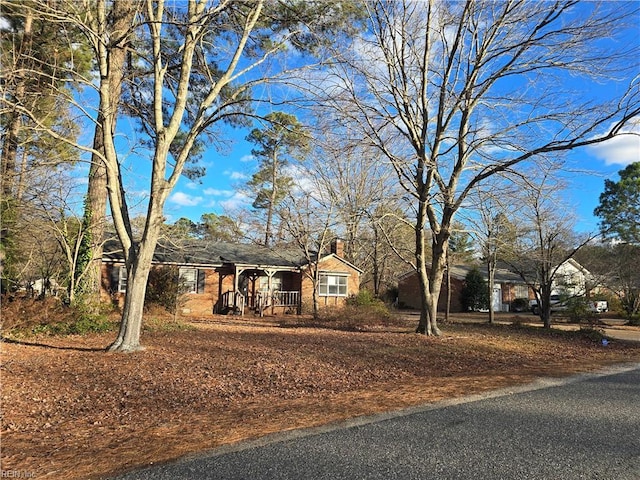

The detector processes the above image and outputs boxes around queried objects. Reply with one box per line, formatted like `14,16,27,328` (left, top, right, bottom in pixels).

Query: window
515,285,528,299
179,267,198,293
118,266,127,293
259,274,283,292
319,274,348,296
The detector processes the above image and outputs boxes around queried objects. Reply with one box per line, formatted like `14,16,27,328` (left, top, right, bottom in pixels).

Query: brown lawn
2,314,640,479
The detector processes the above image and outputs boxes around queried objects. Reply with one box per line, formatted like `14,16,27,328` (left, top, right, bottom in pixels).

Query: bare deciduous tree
67,0,357,351
464,183,519,323
503,168,595,328
313,0,640,334
279,188,336,319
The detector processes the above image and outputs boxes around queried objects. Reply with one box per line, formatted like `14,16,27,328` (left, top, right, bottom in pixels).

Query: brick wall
397,271,464,312
102,257,360,318
101,263,223,316
399,270,533,313
300,256,360,310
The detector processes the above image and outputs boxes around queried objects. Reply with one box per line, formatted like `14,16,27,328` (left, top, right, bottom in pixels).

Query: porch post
264,269,276,315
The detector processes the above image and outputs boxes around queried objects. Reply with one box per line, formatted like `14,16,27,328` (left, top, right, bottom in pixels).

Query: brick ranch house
397,264,531,313
100,238,361,317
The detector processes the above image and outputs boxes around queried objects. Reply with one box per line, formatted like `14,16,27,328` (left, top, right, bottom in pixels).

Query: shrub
621,291,640,320
65,300,114,334
295,292,398,331
145,266,189,316
1,295,72,331
460,268,489,311
511,298,529,313
566,297,596,325
2,295,115,337
347,289,384,307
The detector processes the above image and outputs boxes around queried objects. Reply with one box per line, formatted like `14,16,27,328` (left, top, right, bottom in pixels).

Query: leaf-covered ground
2,316,640,479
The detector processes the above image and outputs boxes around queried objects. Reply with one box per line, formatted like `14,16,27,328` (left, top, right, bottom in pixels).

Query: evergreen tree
594,162,640,244
460,268,489,312
1,1,90,294
246,112,309,247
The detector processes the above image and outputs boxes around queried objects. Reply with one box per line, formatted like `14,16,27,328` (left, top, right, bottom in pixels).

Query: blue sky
565,137,639,232
95,2,640,236
157,120,639,234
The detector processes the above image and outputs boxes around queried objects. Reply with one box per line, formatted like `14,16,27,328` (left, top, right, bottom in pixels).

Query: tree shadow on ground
1,336,106,352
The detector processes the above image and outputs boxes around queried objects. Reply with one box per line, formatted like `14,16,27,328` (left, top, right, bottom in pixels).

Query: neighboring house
552,258,590,297
397,264,531,313
101,238,361,317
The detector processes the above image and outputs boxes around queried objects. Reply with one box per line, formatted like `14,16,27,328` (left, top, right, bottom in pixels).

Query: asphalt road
113,364,640,480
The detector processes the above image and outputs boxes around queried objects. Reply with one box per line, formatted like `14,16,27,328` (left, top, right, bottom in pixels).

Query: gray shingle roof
448,264,525,284
102,238,315,268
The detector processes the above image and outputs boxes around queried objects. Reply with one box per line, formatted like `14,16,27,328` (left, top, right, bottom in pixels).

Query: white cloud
587,122,640,166
203,188,234,197
240,154,255,163
220,192,251,211
225,170,249,180
169,191,203,207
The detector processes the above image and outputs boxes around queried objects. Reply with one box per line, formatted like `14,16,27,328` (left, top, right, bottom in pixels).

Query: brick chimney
330,238,344,257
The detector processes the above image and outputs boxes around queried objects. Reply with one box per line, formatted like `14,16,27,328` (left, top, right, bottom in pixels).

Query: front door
492,284,502,312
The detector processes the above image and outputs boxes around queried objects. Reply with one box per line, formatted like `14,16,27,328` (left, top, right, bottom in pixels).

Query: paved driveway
113,364,640,480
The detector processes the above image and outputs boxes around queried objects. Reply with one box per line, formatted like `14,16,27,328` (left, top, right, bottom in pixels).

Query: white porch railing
220,290,245,316
221,290,299,316
255,290,300,316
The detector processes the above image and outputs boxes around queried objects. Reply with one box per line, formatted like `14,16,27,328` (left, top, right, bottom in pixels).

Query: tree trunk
108,235,157,352
541,298,552,328
487,259,495,324
1,112,20,199
426,259,444,336
108,265,148,352
445,253,451,322
415,262,431,334
414,206,430,334
83,122,109,296
311,267,319,320
82,0,136,298
372,228,380,297
414,199,443,336
264,152,279,247
1,10,32,199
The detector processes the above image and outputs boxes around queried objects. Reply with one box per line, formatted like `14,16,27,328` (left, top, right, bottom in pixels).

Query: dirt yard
2,315,640,479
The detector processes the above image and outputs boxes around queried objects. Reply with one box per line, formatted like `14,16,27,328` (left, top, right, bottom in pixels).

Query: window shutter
197,269,206,294
110,264,120,293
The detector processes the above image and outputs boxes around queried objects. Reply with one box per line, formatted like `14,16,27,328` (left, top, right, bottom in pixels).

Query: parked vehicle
529,295,568,315
589,300,608,313
530,296,608,315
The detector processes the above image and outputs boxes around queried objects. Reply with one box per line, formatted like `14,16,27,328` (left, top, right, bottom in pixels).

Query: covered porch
216,264,303,316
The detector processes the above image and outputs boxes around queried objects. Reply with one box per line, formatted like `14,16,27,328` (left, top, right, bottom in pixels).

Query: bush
145,266,189,315
347,289,384,307
566,297,596,324
511,298,529,313
2,295,115,337
294,291,399,331
460,268,489,311
1,295,72,331
64,301,114,335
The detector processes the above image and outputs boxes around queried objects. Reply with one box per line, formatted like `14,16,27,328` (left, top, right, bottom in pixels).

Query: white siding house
552,259,591,297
